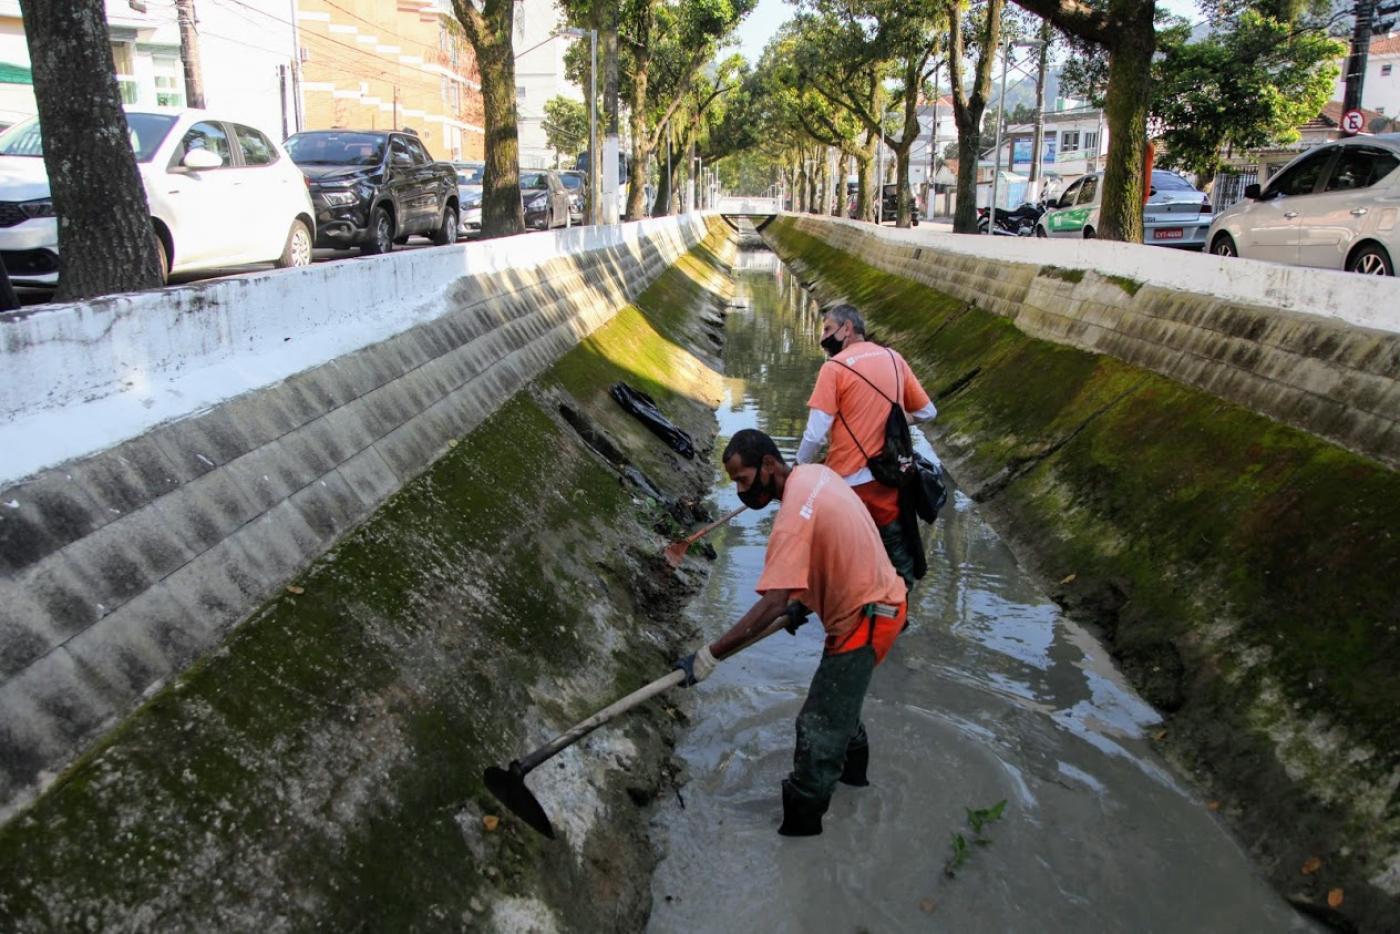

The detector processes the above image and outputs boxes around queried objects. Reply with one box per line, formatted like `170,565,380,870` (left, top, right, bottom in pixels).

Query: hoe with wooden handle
483,616,783,839
662,505,746,568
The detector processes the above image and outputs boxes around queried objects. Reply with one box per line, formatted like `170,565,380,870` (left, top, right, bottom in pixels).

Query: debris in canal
609,382,696,458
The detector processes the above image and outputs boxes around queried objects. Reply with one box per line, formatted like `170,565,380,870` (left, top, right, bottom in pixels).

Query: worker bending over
674,429,908,837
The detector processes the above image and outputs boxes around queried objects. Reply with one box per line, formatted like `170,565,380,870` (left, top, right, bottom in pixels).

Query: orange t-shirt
807,342,931,480
755,464,907,650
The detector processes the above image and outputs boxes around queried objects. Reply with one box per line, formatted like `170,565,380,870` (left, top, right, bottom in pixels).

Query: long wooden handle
681,505,747,545
515,614,786,775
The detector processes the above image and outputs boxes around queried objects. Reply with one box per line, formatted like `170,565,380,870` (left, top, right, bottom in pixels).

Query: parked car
1207,134,1400,275
0,108,314,288
1037,169,1212,248
286,129,458,255
454,160,484,237
879,183,921,225
520,170,571,230
558,169,586,225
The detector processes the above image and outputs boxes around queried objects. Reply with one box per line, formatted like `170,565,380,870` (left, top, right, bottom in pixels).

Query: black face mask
737,466,777,510
820,326,847,358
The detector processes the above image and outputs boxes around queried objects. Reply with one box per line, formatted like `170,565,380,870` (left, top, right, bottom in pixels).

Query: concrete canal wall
0,214,717,824
765,215,1400,929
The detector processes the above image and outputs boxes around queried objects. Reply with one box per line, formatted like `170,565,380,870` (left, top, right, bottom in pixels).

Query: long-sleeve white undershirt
796,401,938,485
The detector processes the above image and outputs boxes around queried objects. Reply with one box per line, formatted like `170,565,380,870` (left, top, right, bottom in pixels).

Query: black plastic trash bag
609,383,695,459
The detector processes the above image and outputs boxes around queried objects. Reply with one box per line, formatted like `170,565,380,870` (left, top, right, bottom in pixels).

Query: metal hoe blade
484,762,555,839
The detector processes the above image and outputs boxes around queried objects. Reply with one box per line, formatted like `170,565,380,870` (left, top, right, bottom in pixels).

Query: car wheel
1083,226,1095,239
362,207,394,255
276,219,314,269
154,233,169,284
1210,233,1238,258
1035,225,1047,238
431,205,458,246
1347,243,1394,276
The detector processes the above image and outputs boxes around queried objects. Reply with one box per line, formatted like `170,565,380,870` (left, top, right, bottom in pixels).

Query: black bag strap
826,348,903,455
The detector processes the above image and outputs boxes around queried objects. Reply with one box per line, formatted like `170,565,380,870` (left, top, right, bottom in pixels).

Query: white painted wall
796,212,1400,334
1333,36,1400,118
0,214,714,488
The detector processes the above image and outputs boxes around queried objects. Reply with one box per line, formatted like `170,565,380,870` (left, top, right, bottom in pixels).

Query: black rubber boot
839,741,870,787
778,779,826,837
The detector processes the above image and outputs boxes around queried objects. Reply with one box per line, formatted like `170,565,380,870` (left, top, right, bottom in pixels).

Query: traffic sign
1341,108,1366,136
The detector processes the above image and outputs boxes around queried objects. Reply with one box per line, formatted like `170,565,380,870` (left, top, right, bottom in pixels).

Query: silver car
1037,169,1213,248
454,160,484,237
1207,134,1400,275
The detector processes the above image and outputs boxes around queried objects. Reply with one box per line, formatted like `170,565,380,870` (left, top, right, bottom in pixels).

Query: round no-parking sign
1341,108,1365,135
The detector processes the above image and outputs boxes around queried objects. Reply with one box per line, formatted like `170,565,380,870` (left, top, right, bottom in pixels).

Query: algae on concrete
0,222,737,931
765,216,1400,929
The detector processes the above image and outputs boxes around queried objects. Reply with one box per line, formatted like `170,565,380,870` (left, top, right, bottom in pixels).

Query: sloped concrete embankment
766,215,1400,930
0,218,735,929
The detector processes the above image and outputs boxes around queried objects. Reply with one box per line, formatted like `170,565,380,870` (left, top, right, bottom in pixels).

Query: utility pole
174,0,206,109
927,63,939,220
1343,0,1376,115
1029,20,1051,194
602,3,621,225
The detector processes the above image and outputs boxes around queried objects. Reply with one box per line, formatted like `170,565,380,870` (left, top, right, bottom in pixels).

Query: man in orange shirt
797,303,938,590
673,428,908,837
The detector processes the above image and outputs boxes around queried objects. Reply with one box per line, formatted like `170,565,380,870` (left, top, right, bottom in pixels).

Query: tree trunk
19,0,162,301
651,131,672,217
626,50,651,220
1028,19,1051,187
953,129,981,233
603,4,620,223
816,151,828,215
857,133,876,221
1098,0,1153,242
835,151,850,217
175,0,206,109
455,0,523,237
895,145,913,228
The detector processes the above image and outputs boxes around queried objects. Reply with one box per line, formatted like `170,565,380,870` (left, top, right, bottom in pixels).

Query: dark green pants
788,645,876,810
879,516,920,593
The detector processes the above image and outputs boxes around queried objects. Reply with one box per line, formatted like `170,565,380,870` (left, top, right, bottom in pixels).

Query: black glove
783,601,812,636
673,645,717,687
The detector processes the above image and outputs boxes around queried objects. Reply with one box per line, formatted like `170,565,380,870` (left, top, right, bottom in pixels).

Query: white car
1037,169,1213,248
1207,134,1400,275
0,108,315,288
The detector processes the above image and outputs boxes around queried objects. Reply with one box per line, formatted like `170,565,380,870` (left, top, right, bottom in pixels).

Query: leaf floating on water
1059,573,1077,585
285,585,305,595
1327,888,1343,909
482,815,500,832
918,898,937,914
1206,800,1221,812
1301,856,1322,875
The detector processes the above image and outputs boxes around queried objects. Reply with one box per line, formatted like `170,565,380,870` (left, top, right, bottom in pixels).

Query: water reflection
646,240,1314,933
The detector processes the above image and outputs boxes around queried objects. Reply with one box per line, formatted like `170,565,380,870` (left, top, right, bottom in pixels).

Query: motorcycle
976,201,1047,236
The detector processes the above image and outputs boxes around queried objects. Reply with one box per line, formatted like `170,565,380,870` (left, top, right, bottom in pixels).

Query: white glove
675,644,719,686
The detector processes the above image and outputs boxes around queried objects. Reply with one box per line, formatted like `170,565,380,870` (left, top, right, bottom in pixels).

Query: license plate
1154,227,1184,240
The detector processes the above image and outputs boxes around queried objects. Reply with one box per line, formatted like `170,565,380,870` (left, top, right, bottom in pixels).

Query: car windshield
559,173,583,190
286,132,385,166
1151,170,1196,191
520,172,549,189
0,112,177,162
455,163,484,184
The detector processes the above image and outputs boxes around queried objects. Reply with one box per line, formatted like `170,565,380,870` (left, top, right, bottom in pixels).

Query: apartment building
1334,33,1400,118
513,0,583,168
295,0,484,160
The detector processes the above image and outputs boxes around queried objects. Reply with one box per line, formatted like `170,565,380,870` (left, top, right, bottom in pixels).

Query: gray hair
823,303,865,336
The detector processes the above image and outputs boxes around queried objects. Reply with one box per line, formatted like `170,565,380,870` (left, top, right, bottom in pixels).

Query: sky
732,0,1205,73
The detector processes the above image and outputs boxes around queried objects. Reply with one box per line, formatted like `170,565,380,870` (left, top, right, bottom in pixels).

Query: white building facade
513,0,583,168
0,0,297,138
1333,33,1400,118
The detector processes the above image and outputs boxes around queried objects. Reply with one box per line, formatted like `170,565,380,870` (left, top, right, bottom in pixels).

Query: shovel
484,618,784,839
662,505,746,568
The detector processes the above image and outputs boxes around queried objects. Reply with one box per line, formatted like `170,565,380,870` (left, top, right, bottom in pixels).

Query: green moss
0,221,736,930
1040,265,1086,284
1105,274,1143,296
766,215,1400,764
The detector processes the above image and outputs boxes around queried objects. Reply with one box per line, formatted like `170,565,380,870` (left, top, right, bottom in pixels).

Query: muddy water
645,242,1314,933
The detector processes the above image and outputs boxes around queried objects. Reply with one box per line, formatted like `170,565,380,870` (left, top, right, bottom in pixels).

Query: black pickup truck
285,129,459,254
